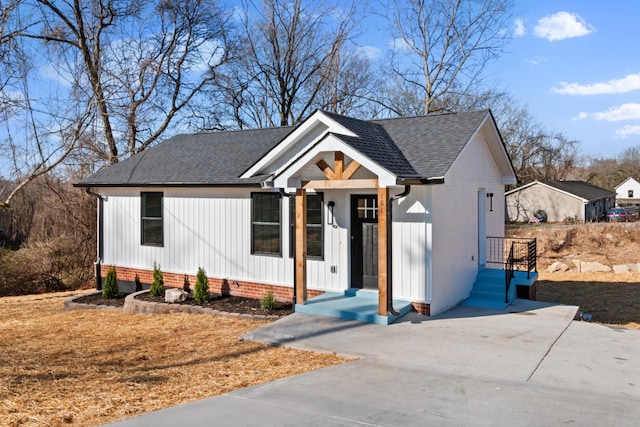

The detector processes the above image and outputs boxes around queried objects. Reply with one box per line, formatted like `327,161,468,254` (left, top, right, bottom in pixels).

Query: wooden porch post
377,186,389,316
295,188,307,304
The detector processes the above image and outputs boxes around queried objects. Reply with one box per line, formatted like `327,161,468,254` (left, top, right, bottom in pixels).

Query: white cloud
39,63,73,87
358,45,382,60
534,11,594,41
576,103,640,122
552,72,640,95
513,18,526,37
526,56,546,66
389,37,411,52
616,125,640,138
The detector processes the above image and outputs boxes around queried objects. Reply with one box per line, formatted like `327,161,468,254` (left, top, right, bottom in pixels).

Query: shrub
149,262,165,297
102,267,119,299
193,267,210,303
260,291,277,311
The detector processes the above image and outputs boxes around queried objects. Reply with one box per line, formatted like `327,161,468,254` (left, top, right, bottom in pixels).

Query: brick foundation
101,265,429,315
411,302,430,316
102,265,322,303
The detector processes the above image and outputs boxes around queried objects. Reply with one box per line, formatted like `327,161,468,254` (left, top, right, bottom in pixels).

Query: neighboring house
615,177,640,206
76,109,518,319
505,180,616,223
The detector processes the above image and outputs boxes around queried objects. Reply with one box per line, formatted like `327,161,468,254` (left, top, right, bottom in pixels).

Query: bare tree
382,0,513,115
580,145,640,191
3,0,233,166
221,0,364,128
496,101,579,184
0,0,234,208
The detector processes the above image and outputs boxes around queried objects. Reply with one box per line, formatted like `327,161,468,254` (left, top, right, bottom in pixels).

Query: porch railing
505,244,515,303
486,237,537,279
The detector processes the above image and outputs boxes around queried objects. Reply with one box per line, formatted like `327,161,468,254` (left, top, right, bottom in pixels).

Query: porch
294,289,415,325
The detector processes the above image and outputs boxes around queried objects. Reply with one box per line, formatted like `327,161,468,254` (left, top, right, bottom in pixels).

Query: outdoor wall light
487,193,494,212
327,201,335,225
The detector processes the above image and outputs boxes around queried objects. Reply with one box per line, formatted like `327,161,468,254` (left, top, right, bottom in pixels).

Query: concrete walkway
109,300,640,426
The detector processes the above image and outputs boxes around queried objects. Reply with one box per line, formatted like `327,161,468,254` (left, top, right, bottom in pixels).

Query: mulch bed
73,292,129,307
73,291,294,316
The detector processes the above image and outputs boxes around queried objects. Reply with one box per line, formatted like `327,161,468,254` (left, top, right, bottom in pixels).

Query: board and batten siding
99,187,345,292
430,132,506,315
391,186,431,303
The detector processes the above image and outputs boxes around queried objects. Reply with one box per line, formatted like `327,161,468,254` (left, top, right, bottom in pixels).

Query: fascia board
272,133,397,188
240,111,357,179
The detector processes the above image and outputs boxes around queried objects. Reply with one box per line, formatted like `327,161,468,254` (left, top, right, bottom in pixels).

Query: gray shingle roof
320,109,492,178
77,127,293,186
542,181,616,201
374,110,491,178
77,110,499,187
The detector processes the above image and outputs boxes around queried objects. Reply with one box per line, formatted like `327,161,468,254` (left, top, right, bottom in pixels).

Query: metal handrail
486,236,537,278
505,243,515,303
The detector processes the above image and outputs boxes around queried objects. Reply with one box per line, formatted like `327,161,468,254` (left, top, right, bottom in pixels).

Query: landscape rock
547,261,569,273
605,233,614,241
164,288,188,303
612,263,640,274
572,259,611,273
613,264,633,274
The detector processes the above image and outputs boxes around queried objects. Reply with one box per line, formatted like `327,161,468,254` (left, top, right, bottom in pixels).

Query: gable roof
77,110,513,187
506,180,616,202
615,177,640,190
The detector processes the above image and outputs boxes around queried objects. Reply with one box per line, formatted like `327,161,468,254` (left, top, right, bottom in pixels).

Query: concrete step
464,268,520,309
461,297,509,310
469,286,505,300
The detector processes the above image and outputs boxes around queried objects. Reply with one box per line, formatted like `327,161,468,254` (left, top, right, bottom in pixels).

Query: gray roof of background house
77,110,505,187
541,181,616,201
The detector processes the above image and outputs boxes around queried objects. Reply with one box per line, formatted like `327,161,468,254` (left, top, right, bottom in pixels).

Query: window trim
141,192,164,247
251,192,282,256
290,192,324,261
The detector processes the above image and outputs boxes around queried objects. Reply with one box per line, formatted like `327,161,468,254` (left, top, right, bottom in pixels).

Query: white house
77,110,520,321
506,180,615,223
615,177,640,206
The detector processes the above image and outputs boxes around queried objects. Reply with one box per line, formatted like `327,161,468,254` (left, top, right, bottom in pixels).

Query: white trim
476,113,518,184
241,111,357,179
272,134,398,188
615,177,640,190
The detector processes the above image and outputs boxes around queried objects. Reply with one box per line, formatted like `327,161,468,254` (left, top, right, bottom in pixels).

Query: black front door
350,195,378,289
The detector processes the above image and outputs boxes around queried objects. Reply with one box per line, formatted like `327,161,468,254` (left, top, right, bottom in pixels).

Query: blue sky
497,1,640,159
493,0,640,157
359,1,640,159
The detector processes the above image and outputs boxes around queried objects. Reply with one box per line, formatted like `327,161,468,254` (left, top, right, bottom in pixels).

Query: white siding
430,133,505,315
391,186,431,302
616,178,640,202
100,187,348,291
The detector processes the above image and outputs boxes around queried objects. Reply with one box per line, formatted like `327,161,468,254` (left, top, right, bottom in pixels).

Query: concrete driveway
109,300,640,426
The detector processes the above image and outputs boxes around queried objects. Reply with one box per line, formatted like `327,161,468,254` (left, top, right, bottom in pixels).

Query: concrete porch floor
294,289,414,325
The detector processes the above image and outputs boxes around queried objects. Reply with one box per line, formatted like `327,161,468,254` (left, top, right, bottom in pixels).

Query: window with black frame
141,192,163,246
290,193,323,259
252,193,282,255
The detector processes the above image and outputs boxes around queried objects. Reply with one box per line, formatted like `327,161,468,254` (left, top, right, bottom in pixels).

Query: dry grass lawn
0,291,349,427
537,270,640,330
508,223,640,331
3,222,640,425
